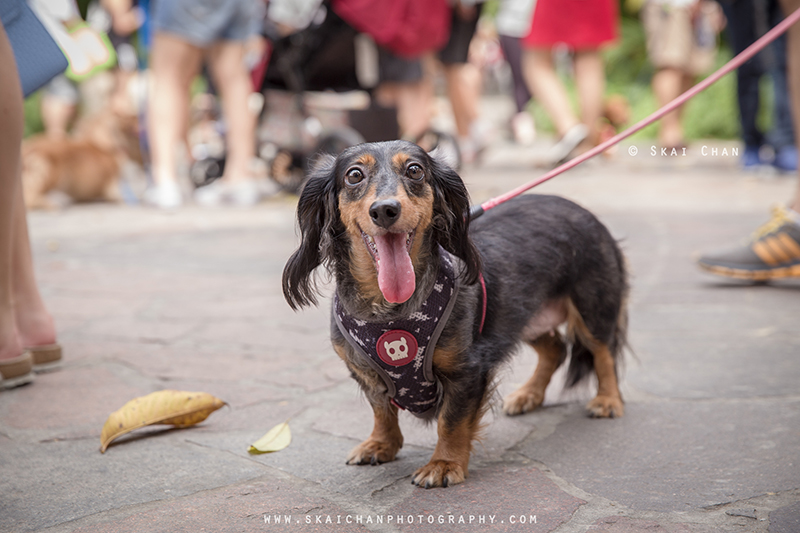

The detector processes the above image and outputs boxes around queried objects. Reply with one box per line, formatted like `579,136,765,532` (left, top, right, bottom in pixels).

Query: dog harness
333,247,460,418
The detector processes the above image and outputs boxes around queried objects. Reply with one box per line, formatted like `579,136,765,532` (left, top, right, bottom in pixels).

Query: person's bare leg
779,0,800,209
12,181,56,349
205,40,256,184
574,50,605,147
147,33,202,188
381,78,434,140
652,67,685,148
0,24,24,362
444,63,481,138
522,48,579,137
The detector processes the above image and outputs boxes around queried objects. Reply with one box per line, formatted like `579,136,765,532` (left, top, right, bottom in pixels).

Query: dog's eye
345,168,364,185
407,164,424,181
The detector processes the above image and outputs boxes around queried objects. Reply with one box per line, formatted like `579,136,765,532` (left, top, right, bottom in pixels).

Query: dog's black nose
369,199,402,229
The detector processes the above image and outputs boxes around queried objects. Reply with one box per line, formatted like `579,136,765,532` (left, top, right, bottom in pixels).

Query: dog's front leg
335,336,405,465
346,401,404,465
412,384,483,488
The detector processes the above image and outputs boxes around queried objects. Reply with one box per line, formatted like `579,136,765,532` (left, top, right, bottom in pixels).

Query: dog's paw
502,388,544,416
586,395,624,418
346,438,401,466
411,460,466,489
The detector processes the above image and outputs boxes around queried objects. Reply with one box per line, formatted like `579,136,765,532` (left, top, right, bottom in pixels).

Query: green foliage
23,92,45,138
528,12,742,141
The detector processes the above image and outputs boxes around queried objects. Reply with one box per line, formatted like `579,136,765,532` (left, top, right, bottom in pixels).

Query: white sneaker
550,124,589,165
511,112,536,145
194,179,277,207
143,181,183,209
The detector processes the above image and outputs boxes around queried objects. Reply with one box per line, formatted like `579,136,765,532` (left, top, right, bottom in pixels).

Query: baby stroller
251,3,461,194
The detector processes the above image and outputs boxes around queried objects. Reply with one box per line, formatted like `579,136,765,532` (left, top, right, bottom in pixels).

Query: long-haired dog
22,110,143,209
283,140,628,488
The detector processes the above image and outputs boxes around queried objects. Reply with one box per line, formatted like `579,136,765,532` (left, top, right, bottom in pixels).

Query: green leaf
248,421,291,454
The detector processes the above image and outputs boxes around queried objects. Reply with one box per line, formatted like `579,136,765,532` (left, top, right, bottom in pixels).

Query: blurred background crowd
16,0,799,209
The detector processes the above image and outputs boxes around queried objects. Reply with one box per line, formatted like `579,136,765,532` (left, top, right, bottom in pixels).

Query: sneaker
697,205,800,280
550,124,589,165
194,179,278,207
773,145,798,173
143,181,183,209
741,146,767,171
511,112,536,146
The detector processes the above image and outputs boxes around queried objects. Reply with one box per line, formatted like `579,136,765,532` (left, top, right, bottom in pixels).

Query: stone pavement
1,138,799,533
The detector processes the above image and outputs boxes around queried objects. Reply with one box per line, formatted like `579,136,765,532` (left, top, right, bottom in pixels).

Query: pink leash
469,5,800,220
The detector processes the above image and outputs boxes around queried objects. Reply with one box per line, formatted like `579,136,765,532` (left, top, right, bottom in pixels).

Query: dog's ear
428,154,482,284
282,154,340,310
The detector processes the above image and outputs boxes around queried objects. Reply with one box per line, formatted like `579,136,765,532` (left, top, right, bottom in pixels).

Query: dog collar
333,246,460,418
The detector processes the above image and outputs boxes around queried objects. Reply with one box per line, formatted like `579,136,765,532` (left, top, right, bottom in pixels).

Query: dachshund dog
283,140,628,489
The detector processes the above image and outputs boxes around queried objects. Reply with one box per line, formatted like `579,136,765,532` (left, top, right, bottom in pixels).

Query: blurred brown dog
21,111,142,209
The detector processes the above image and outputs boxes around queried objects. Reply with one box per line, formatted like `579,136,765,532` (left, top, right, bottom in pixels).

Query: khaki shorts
642,2,717,76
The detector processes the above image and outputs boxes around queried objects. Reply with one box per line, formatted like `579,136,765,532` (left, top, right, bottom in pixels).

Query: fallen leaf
100,390,226,453
248,421,291,454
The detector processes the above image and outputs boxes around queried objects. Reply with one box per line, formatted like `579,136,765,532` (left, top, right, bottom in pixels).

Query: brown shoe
29,343,62,373
0,351,34,390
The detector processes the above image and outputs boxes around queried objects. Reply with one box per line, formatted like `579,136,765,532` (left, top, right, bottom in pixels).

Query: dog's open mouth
361,229,416,303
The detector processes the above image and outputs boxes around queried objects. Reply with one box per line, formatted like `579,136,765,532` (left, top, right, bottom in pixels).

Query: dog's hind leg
502,331,567,416
581,340,624,418
567,301,625,418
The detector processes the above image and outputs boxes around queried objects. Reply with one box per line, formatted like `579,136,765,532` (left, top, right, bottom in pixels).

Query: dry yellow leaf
248,421,291,454
100,390,226,453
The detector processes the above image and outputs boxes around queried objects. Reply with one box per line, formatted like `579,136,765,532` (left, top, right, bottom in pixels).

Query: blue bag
0,0,68,97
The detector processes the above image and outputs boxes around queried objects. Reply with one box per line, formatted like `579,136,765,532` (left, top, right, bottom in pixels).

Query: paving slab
1,137,799,532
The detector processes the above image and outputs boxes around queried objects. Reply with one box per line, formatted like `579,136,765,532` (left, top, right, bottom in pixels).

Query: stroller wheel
312,127,366,157
190,157,226,188
412,129,461,170
269,149,306,195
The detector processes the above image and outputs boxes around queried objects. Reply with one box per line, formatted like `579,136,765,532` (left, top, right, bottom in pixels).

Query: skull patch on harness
376,330,418,366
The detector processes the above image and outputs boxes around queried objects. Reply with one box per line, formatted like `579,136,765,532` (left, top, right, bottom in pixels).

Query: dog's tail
564,251,629,388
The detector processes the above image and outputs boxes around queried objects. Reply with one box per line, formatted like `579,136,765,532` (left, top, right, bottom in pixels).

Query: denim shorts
152,0,264,47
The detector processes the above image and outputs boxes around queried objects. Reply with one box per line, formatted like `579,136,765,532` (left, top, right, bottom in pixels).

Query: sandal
29,343,62,373
0,351,34,390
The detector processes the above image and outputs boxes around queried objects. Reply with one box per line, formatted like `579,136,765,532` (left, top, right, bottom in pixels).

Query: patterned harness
333,247,460,418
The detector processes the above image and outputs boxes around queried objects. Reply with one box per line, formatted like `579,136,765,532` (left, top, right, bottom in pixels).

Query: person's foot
0,352,34,390
16,308,61,372
550,124,588,165
741,145,766,171
697,205,800,280
511,112,536,146
194,178,278,207
143,181,183,209
773,146,798,173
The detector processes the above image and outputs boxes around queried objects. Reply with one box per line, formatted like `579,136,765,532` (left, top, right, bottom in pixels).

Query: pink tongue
374,233,415,303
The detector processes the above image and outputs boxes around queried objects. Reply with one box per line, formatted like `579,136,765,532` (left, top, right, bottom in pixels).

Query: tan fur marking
412,415,477,487
333,339,385,394
356,153,376,168
432,334,469,373
347,403,404,465
391,152,409,170
586,344,624,417
338,186,384,301
503,332,565,415
565,299,624,418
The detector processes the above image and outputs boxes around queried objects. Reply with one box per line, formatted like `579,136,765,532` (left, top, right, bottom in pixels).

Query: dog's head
283,140,481,310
